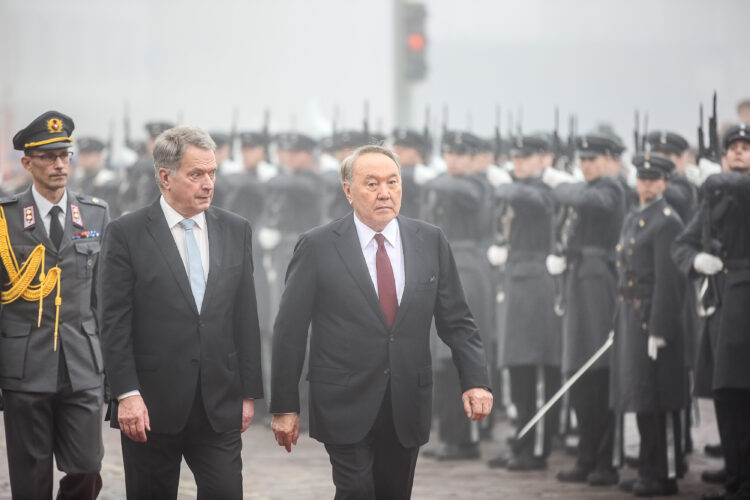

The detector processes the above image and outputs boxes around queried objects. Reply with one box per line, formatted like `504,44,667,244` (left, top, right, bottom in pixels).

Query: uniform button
723,268,728,274
628,280,633,287
641,323,647,330
638,219,645,228
627,249,633,256
630,238,635,244
616,244,622,251
389,335,395,342
384,368,390,375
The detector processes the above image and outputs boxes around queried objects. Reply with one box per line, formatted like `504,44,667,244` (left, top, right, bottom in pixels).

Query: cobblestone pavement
0,399,722,499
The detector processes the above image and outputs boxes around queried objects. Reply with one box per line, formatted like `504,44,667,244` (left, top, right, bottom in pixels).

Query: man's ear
158,168,171,191
342,182,353,204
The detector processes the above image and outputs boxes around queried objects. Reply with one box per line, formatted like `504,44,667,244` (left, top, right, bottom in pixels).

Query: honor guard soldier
210,131,241,175
647,131,698,223
70,136,121,217
119,121,172,214
390,128,436,218
324,130,368,221
487,134,561,471
1,111,109,499
611,153,688,497
673,123,750,500
545,132,626,487
420,131,494,460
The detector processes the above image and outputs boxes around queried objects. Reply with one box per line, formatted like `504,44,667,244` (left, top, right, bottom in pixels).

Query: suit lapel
19,188,54,250
392,216,420,331
145,200,199,314
201,207,224,315
333,214,391,331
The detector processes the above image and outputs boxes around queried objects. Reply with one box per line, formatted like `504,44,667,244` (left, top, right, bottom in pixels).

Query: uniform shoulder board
663,207,672,217
76,194,109,208
0,195,19,205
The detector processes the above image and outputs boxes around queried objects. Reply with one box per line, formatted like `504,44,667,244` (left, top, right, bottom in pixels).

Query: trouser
435,359,478,447
569,368,615,472
3,384,104,500
714,388,750,498
508,365,558,459
324,384,419,500
636,411,684,481
120,384,243,500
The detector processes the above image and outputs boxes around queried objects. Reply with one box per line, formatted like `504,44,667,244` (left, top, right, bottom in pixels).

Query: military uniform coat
552,176,625,374
673,172,750,392
496,176,561,367
610,198,688,412
0,188,109,392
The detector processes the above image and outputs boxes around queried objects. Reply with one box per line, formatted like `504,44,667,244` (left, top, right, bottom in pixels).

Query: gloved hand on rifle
693,252,724,275
647,336,666,361
541,167,576,189
486,245,508,266
545,254,567,275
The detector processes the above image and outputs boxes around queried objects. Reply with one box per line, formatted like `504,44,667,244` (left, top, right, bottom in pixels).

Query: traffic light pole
393,0,412,127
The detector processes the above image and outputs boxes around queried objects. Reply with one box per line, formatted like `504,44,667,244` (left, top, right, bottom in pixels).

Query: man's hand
462,387,493,422
694,252,723,275
241,398,255,433
271,413,300,453
647,336,667,361
118,395,150,442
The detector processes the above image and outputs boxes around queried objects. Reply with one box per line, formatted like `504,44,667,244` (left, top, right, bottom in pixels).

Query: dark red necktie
375,233,398,326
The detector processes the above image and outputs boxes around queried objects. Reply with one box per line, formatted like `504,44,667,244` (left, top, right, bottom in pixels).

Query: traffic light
403,2,427,82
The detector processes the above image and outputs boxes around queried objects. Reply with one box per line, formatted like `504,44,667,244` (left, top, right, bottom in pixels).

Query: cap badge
46,118,63,134
660,132,667,144
23,205,36,229
70,203,84,228
581,138,588,148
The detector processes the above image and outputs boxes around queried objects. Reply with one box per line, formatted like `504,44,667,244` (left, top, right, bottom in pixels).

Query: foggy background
1,0,749,172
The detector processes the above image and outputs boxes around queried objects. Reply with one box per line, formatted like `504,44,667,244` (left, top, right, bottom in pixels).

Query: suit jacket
270,214,490,448
0,188,109,392
99,199,263,434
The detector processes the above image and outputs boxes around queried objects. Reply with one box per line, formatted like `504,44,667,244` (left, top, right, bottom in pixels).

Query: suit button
384,368,390,375
389,335,395,343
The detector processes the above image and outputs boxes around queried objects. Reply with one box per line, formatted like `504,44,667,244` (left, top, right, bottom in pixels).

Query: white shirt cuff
117,390,141,401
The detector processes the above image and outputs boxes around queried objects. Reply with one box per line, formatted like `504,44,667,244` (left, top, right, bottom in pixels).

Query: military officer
673,123,750,500
487,134,561,471
545,132,626,487
420,131,494,460
612,153,688,497
1,111,109,499
390,128,436,218
69,136,121,217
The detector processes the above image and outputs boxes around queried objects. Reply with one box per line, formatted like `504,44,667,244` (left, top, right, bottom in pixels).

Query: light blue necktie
179,219,205,310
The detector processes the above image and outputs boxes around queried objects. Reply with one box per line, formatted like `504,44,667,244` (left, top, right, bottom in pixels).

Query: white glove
693,252,724,275
699,158,723,183
647,335,667,361
486,166,512,187
486,245,509,266
541,167,576,189
545,254,567,275
258,228,282,250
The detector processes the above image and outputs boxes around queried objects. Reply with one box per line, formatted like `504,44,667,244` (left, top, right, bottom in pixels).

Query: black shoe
624,454,640,468
506,454,547,471
435,443,480,461
632,477,678,497
619,478,638,492
701,490,725,500
704,443,723,458
702,467,727,485
557,465,591,483
587,468,619,486
487,452,512,468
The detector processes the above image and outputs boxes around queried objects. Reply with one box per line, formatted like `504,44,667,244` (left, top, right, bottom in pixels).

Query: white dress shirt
352,213,405,304
159,196,209,280
31,185,67,238
118,197,210,401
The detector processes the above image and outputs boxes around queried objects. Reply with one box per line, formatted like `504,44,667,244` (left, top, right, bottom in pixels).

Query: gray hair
339,144,401,185
153,126,216,187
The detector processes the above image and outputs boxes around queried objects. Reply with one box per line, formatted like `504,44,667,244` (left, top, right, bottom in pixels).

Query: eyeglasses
27,151,74,165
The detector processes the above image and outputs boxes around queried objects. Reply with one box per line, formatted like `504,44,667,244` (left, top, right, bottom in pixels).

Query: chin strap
0,206,62,350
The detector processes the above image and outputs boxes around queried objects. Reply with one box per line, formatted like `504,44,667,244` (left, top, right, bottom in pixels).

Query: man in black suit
270,144,493,500
100,126,263,499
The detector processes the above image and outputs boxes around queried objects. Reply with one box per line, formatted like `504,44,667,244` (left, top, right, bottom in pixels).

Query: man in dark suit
1,111,108,499
270,144,493,500
99,125,263,499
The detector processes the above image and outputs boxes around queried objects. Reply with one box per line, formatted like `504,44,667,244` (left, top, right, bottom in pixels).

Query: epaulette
0,195,19,205
76,194,109,208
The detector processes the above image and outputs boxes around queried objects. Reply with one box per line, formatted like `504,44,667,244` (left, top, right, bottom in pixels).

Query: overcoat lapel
200,207,224,315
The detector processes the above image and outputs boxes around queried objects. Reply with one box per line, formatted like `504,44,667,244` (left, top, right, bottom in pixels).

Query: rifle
105,120,114,170
494,104,502,164
123,101,133,150
362,100,370,138
262,108,271,163
697,103,707,162
552,107,562,168
423,105,431,163
708,91,720,161
633,110,641,154
229,107,239,162
641,112,649,153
